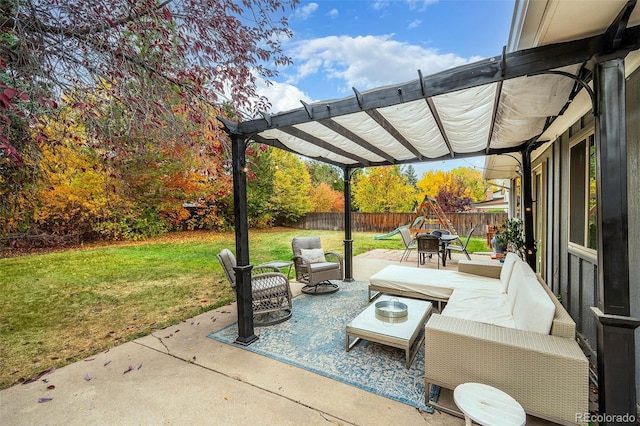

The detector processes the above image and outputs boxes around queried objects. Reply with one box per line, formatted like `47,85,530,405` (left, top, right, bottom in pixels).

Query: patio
0,249,583,425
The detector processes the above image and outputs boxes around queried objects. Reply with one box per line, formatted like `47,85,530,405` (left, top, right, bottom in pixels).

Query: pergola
221,2,640,416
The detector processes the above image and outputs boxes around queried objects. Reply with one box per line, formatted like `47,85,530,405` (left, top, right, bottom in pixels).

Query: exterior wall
627,66,640,409
535,66,640,405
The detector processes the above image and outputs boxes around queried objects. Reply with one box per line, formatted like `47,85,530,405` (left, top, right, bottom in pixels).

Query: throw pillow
300,248,326,264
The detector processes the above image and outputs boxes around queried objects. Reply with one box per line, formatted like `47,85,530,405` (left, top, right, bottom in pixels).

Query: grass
0,228,489,389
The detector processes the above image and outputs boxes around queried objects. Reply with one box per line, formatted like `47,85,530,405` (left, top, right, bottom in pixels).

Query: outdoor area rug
209,280,439,412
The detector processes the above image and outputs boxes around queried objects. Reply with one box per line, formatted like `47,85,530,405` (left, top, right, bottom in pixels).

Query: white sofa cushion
441,289,516,328
511,271,556,334
369,265,503,300
499,252,522,292
505,261,537,311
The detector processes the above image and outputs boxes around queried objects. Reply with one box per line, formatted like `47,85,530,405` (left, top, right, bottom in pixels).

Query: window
569,134,597,250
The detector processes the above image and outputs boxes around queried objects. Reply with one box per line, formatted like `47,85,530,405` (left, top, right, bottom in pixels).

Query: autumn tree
309,182,344,212
416,166,488,212
402,164,418,188
1,0,297,168
307,160,344,192
245,143,276,228
270,149,311,224
352,165,418,213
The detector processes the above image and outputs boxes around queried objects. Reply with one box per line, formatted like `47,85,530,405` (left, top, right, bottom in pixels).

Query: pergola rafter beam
425,98,455,157
486,81,503,153
364,109,424,161
316,118,397,163
279,126,372,166
250,134,347,168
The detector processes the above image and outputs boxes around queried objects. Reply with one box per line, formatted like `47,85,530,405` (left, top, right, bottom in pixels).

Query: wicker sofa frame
422,262,589,425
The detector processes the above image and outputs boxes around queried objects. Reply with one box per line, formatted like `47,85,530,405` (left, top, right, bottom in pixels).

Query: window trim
568,130,597,255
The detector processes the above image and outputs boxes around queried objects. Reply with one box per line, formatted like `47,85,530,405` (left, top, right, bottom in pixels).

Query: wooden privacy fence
290,212,508,238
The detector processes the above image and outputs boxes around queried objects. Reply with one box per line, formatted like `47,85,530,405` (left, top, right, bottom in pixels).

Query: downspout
521,146,537,269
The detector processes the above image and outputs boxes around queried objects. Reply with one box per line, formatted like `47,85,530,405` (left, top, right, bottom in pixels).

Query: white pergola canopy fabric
258,66,577,165
235,64,582,168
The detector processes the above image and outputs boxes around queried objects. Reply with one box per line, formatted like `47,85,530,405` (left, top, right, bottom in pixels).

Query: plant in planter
494,218,526,259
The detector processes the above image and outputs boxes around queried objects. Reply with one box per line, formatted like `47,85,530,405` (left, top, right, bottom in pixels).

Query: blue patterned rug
209,281,438,412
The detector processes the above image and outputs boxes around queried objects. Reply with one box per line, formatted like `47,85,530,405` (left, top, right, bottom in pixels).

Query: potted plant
494,218,526,259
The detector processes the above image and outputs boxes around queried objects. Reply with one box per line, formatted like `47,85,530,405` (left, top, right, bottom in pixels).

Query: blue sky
255,0,516,175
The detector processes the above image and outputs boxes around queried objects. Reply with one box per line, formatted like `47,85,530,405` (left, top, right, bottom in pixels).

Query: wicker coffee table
346,295,433,368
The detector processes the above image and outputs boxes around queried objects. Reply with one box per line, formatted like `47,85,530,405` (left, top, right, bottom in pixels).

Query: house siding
627,65,640,408
534,66,640,405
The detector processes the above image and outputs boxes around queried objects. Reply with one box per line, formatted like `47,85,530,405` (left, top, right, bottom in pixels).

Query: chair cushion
300,248,326,264
308,262,339,272
217,249,237,287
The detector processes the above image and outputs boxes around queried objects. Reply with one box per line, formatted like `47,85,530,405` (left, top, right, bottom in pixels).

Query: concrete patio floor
0,250,555,425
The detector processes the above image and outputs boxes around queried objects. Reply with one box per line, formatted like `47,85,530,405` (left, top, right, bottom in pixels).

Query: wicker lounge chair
217,249,293,326
291,236,343,294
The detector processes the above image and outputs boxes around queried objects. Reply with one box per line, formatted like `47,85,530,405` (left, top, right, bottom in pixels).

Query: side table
453,382,526,426
257,260,294,279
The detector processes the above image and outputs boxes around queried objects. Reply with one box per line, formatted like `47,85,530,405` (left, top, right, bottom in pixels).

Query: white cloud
327,8,339,18
256,79,313,113
286,34,477,91
292,2,319,20
372,1,389,10
408,19,421,29
406,0,438,11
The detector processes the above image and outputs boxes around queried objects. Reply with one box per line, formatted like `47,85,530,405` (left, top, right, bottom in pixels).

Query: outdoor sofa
368,254,589,425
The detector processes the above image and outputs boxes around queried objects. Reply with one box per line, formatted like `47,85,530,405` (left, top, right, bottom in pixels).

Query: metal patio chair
399,227,417,262
417,234,441,268
445,227,475,260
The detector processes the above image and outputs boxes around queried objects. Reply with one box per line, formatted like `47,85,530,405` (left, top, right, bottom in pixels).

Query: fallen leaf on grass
23,367,56,384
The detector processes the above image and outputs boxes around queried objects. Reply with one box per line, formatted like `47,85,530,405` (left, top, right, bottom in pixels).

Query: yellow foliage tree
270,149,311,223
417,167,488,202
309,182,343,212
352,166,419,212
34,108,111,239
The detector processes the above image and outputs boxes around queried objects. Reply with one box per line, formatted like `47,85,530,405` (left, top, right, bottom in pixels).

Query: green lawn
0,228,488,389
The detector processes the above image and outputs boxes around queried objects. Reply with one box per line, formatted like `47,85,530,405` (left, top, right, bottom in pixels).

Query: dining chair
399,227,417,262
446,227,475,260
417,234,441,269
